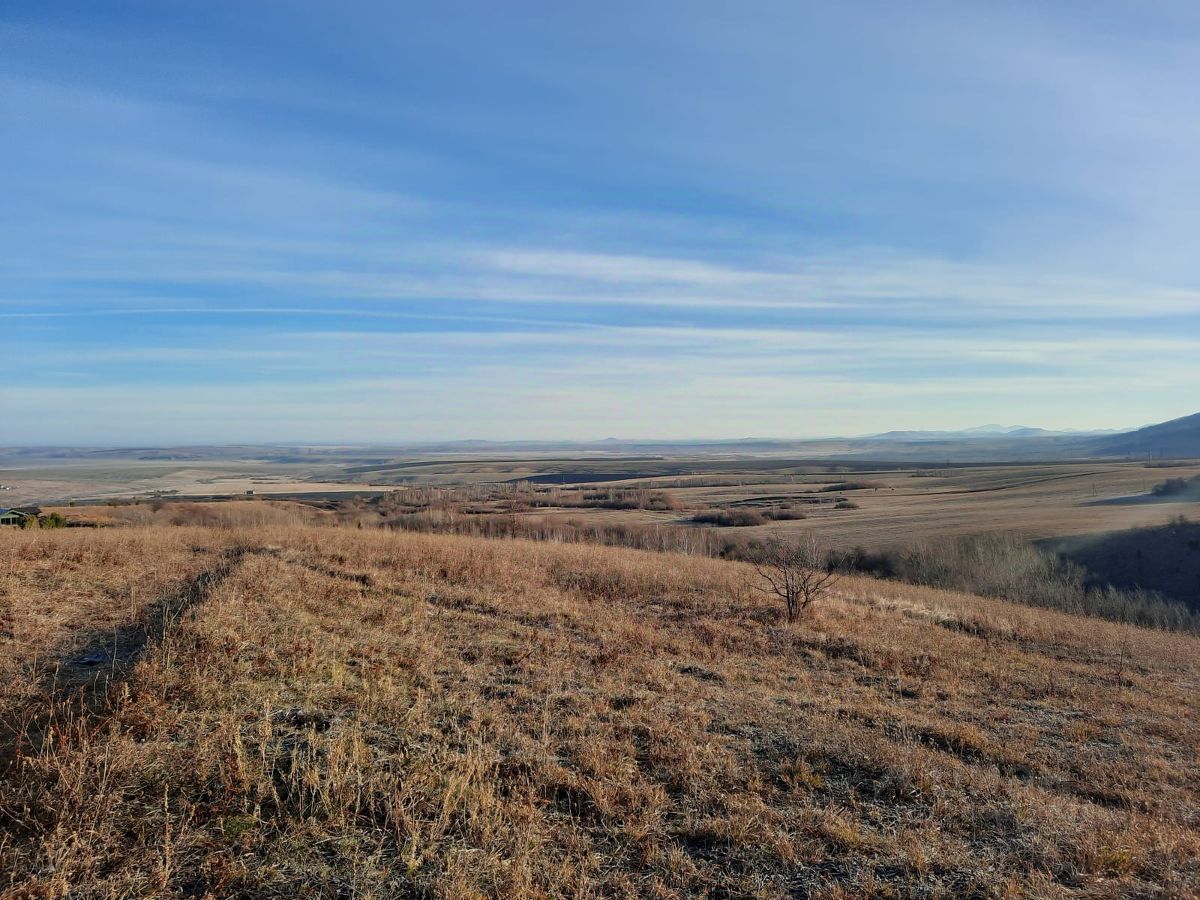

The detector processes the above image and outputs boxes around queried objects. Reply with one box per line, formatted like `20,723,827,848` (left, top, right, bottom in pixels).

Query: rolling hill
1085,411,1200,459
3,412,1197,476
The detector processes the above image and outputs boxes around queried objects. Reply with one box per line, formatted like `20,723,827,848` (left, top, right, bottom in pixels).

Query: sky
2,0,1199,444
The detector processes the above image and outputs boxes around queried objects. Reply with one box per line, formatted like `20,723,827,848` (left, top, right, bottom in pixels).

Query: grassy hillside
1049,518,1200,612
2,526,1198,897
1089,411,1200,459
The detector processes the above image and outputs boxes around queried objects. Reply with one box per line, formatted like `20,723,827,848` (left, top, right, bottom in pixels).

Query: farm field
0,459,403,507
618,461,1200,549
2,524,1198,897
8,455,1200,552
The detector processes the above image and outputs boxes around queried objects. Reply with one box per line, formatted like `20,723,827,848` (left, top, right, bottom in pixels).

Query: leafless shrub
747,536,839,623
691,509,767,527
380,508,728,556
763,505,807,521
575,488,680,511
833,533,1200,632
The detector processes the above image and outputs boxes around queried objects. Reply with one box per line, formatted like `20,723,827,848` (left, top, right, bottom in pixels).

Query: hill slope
1087,411,1200,459
1048,518,1200,611
2,526,1198,896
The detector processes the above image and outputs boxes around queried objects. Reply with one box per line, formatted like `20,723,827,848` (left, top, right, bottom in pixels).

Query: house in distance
0,508,40,527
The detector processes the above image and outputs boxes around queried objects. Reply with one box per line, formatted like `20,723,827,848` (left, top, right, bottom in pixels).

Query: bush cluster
830,533,1199,632
690,505,807,527
1152,476,1198,497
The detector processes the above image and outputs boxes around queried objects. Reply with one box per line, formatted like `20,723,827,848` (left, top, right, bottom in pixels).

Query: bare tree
748,535,839,623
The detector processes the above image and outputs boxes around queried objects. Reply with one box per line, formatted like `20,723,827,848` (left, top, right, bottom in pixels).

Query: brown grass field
2,522,1199,897
488,462,1200,551
24,459,1200,555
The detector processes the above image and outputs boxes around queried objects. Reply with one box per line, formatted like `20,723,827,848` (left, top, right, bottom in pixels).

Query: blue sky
3,1,1199,443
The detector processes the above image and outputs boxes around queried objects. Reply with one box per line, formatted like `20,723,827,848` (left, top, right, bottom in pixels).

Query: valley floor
1,526,1198,897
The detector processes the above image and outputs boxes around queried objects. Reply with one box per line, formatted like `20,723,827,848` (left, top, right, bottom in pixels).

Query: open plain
10,452,1200,553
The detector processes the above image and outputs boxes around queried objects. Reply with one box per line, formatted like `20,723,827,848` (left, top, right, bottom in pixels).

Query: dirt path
50,546,249,699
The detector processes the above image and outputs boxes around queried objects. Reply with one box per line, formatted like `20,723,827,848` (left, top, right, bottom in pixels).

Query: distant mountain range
859,413,1198,460
2,412,1198,464
868,425,1126,441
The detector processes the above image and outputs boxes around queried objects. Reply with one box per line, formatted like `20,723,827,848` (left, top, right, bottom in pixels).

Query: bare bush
831,533,1200,632
763,505,807,521
691,509,767,527
747,536,839,623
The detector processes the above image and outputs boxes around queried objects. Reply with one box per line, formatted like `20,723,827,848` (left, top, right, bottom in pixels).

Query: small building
0,508,34,527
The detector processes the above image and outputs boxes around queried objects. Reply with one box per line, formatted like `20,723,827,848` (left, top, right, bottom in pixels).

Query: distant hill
866,424,1126,442
960,424,1041,436
1086,411,1200,459
868,427,1025,441
3,413,1196,466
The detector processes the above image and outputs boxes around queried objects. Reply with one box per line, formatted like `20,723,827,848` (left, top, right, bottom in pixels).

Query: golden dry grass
41,499,332,529
14,458,1200,551
1,525,1198,897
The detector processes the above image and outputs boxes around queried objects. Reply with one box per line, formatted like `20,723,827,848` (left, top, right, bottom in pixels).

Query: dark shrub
1152,477,1196,497
762,505,806,521
690,509,767,527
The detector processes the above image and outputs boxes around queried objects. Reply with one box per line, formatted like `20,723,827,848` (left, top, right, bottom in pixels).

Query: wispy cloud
2,3,1198,441
9,239,1199,320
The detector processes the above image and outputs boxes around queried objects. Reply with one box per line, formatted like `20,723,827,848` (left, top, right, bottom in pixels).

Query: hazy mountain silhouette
1086,411,1200,459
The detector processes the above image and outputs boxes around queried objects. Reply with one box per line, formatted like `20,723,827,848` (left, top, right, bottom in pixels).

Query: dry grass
42,500,331,529
549,462,1200,549
1,525,1198,897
